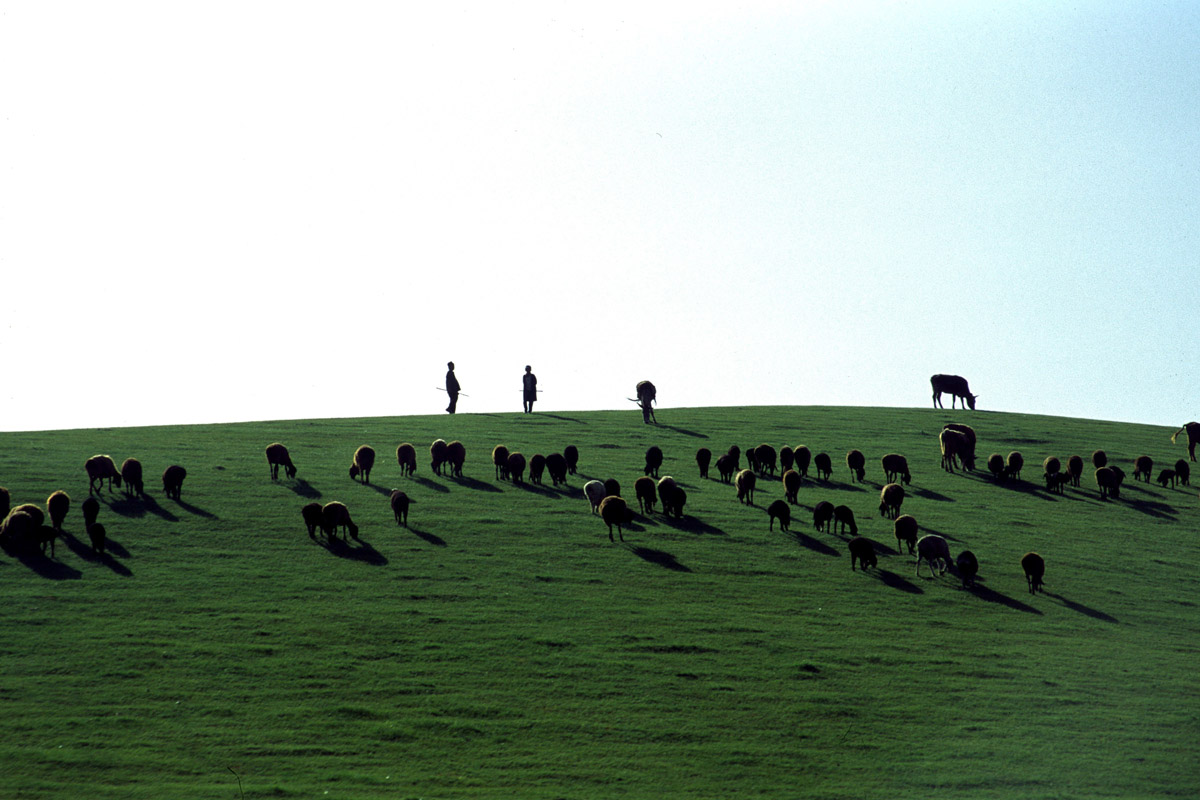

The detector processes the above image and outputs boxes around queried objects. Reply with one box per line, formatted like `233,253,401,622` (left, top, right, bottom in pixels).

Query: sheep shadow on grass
658,515,726,536
966,582,1043,614
909,487,954,502
173,499,217,519
59,533,134,576
4,545,84,580
410,477,450,494
655,424,708,439
626,544,691,572
1043,592,1118,623
787,530,841,557
317,535,388,565
407,527,447,547
867,568,923,594
1122,498,1177,520
289,479,321,500
449,475,503,493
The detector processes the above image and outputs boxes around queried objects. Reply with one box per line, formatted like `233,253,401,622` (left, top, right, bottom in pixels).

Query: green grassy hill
1,406,1196,799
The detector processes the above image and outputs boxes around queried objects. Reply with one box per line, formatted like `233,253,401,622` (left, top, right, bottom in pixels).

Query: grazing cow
915,534,952,577
848,536,877,571
931,374,977,410
1021,552,1045,594
1171,422,1200,462
635,381,657,424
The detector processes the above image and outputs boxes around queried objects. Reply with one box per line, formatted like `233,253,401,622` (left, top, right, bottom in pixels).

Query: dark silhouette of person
522,365,538,413
445,362,460,414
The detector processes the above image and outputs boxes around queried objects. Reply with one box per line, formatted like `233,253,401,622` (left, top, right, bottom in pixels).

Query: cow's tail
1172,426,1187,444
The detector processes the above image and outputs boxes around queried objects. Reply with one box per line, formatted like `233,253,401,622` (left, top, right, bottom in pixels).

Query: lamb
599,496,629,541
1133,455,1153,483
81,496,100,529
87,522,107,556
162,465,187,499
564,445,579,475
1171,422,1200,462
753,444,777,476
715,453,737,483
930,374,977,410
833,505,858,536
846,449,866,483
507,452,527,484
635,380,657,424
634,476,657,514
812,500,835,533
1045,471,1071,495
767,499,790,532
915,534,952,577
1066,455,1085,487
120,458,144,497
1092,450,1107,469
86,455,123,494
1096,466,1124,500
782,469,801,504
396,443,418,477
792,446,811,478
893,514,918,554
1021,552,1045,594
956,550,979,588
987,453,1006,481
430,439,449,475
446,441,467,478
349,445,376,483
644,446,664,478
1156,469,1177,489
583,480,608,514
265,443,297,480
529,454,547,484
735,469,757,505
301,502,323,536
46,490,70,531
1005,451,1024,480
696,448,712,479
814,453,833,481
34,525,59,557
320,501,359,540
389,490,410,526
780,447,794,472
878,483,904,519
880,453,911,485
546,453,568,486
658,477,683,518
491,445,509,480
848,536,877,571
939,429,975,472
1175,459,1191,486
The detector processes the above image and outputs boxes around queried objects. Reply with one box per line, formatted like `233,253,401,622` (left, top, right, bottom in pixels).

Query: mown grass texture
0,405,1197,799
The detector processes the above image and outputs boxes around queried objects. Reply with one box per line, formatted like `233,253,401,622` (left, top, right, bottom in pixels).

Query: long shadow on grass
1122,498,1177,520
407,527,447,547
627,544,691,572
317,535,388,565
411,477,450,494
1044,592,1118,623
450,475,502,493
171,498,217,519
868,568,923,594
656,424,708,439
537,414,588,423
658,515,726,536
4,544,84,580
787,529,841,557
967,582,1042,614
289,479,321,499
514,482,561,498
910,487,954,502
60,532,134,576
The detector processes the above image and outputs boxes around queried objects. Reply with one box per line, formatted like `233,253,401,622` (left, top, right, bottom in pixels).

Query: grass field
1,405,1197,799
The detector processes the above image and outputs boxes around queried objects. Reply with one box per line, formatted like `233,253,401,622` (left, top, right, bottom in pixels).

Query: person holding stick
445,362,461,414
522,365,538,413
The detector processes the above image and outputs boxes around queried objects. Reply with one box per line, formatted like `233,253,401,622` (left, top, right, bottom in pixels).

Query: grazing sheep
726,445,742,471
716,453,737,483
753,444,777,476
120,458,144,497
604,478,621,498
846,449,866,483
956,550,979,588
767,499,791,532
430,439,449,475
507,452,527,484
446,441,467,478
1067,455,1085,487
546,453,569,486
894,514,918,554
880,453,911,485
782,469,801,504
915,534,952,577
162,465,187,499
636,381,657,424
46,491,70,531
564,445,579,475
0,487,8,520
265,443,297,480
659,478,683,518
599,496,629,541
529,454,547,485
1043,456,1061,477
1021,552,1045,594
81,496,100,529
814,453,833,481
389,490,410,526
1092,450,1108,469
87,522,107,556
644,446,664,478
1096,466,1124,500
987,453,1007,481
34,525,58,557
833,505,858,536
11,503,46,528
1045,471,1071,495
735,469,757,505
1171,422,1200,462
634,476,658,514
930,374,977,410
1156,469,1177,489
320,501,359,540
301,502,323,536
0,509,38,552
939,429,975,472
848,536,877,571
491,445,510,480
672,487,687,518
812,500,835,533
696,448,712,479
792,446,811,478
878,483,904,519
396,443,418,477
943,423,977,465
86,454,124,494
745,446,760,473
780,447,794,473
583,480,607,513
1006,451,1024,480
1133,455,1153,483
1174,459,1190,486
349,445,376,483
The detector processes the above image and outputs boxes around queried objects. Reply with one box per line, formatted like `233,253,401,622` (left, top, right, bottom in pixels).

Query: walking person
445,362,461,414
522,365,538,413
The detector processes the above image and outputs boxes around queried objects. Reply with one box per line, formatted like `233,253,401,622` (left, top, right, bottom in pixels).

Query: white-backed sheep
812,500,835,533
782,469,801,504
716,453,737,483
846,449,866,482
564,445,579,475
1175,459,1191,486
349,445,376,483
930,374,977,410
767,499,790,532
833,505,857,536
1005,451,1024,480
878,483,904,519
894,514,918,554
47,490,70,531
792,446,811,478
1021,552,1045,594
120,458,144,497
848,536,877,571
1133,455,1153,483
321,501,359,540
1066,455,1085,487
735,469,757,505
507,452,527,484
446,441,466,478
265,443,297,480
599,496,628,541
915,534,952,577
939,429,975,472
546,453,568,486
491,445,509,480
87,522,107,555
1096,466,1124,500
396,443,418,477
696,448,712,479
583,480,607,514
814,453,833,481
529,454,547,485
1171,422,1200,462
162,465,186,499
430,439,449,475
301,502,323,537
644,446,664,478
1156,469,1177,488
754,444,777,476
389,490,410,526
86,454,124,494
81,496,100,529
956,550,979,588
880,453,911,485
636,381,657,424
634,476,657,514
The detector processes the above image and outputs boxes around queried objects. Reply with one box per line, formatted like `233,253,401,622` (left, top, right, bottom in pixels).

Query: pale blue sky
2,2,1197,431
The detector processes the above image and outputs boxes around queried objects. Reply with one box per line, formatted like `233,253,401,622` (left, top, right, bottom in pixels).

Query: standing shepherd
522,365,538,413
445,362,461,414
635,380,657,424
